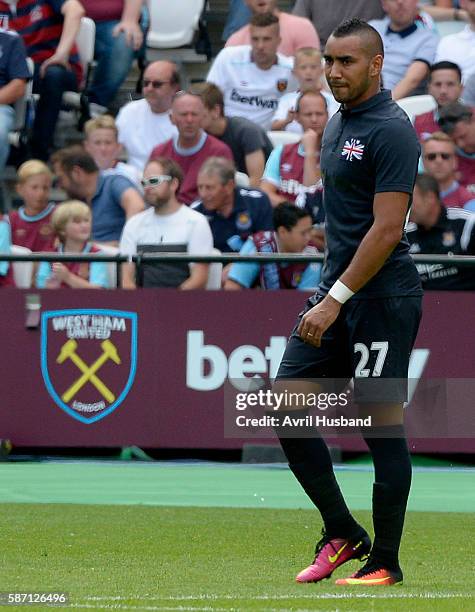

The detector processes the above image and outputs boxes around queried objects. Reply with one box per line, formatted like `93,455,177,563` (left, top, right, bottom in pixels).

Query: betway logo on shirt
230,88,278,110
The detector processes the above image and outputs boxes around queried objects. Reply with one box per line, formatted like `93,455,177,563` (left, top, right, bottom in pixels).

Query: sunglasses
141,175,172,187
143,79,171,89
424,152,453,161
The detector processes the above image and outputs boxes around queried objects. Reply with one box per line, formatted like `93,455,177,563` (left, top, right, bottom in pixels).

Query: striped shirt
0,0,82,86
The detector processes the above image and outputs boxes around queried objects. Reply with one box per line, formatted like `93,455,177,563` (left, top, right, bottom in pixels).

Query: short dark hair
250,12,279,29
51,145,98,174
415,173,440,198
273,202,311,231
146,156,184,190
295,89,328,113
438,102,473,134
330,18,384,57
429,61,462,83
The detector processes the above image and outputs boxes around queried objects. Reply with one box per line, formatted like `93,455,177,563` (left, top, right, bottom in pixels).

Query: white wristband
328,279,354,304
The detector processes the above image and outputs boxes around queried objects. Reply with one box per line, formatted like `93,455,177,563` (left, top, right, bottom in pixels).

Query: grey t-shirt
221,116,273,174
292,0,385,47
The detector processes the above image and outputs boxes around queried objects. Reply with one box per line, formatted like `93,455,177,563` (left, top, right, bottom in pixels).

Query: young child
10,160,56,251
36,200,109,289
271,47,338,134
83,115,141,187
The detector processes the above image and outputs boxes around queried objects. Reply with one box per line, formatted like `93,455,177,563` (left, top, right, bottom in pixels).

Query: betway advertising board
0,290,473,453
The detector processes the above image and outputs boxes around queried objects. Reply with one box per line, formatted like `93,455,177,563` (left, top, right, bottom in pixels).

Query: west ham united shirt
207,45,297,130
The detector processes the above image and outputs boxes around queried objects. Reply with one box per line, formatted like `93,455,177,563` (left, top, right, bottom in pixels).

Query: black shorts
276,295,422,403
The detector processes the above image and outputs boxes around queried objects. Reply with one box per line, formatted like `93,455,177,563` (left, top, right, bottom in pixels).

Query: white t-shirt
116,98,177,171
436,25,475,83
102,162,142,188
119,205,213,258
207,45,297,130
272,90,339,134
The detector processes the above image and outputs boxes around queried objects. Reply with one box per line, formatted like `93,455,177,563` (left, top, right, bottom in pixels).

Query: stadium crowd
0,0,474,291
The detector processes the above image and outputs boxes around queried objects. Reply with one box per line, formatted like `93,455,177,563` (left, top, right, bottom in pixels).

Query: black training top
318,89,423,299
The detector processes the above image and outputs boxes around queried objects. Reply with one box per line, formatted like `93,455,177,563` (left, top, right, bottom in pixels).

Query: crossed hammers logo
56,339,121,404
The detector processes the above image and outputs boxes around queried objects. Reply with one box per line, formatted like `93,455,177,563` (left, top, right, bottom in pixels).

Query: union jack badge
341,139,365,161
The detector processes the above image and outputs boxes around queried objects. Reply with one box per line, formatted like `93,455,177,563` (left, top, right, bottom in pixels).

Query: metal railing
2,251,475,288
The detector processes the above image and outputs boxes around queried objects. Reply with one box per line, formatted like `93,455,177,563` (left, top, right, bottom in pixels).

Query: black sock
363,426,412,572
276,410,364,540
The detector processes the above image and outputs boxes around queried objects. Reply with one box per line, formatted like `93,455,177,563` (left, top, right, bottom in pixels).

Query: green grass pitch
3,504,473,611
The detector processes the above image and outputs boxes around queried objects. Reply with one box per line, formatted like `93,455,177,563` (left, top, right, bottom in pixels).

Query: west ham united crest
276,79,288,92
41,309,138,424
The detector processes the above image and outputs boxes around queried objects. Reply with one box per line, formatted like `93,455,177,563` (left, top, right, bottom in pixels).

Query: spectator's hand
51,262,71,284
113,20,143,51
285,109,296,126
40,52,71,78
301,129,318,155
221,263,232,285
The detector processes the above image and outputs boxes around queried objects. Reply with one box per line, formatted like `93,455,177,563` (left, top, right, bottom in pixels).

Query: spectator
120,157,213,289
272,47,338,133
80,0,146,111
207,12,297,130
51,146,144,245
10,160,56,251
414,61,464,140
0,213,14,286
0,29,30,174
84,115,141,187
0,0,85,161
369,0,439,99
224,202,320,290
192,157,273,253
438,102,475,191
463,71,475,106
421,0,469,21
222,0,252,41
262,90,327,207
436,0,475,82
293,0,385,48
407,173,475,289
199,82,273,187
422,132,475,207
116,60,180,171
36,200,109,288
226,0,320,56
149,91,233,205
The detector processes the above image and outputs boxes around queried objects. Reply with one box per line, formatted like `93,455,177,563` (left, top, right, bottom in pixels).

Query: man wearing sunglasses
119,157,213,289
438,101,475,194
407,173,475,290
422,132,475,208
116,60,180,171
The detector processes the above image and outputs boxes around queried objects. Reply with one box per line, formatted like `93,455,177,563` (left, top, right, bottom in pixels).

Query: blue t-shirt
192,186,273,252
319,89,422,299
92,174,138,242
0,216,11,276
0,28,30,88
228,235,320,290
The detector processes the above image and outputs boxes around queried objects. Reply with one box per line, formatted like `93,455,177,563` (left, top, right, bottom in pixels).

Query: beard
147,195,170,210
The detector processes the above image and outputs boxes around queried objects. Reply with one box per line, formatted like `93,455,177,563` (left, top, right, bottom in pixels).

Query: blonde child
10,160,56,251
36,200,109,289
271,47,338,133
